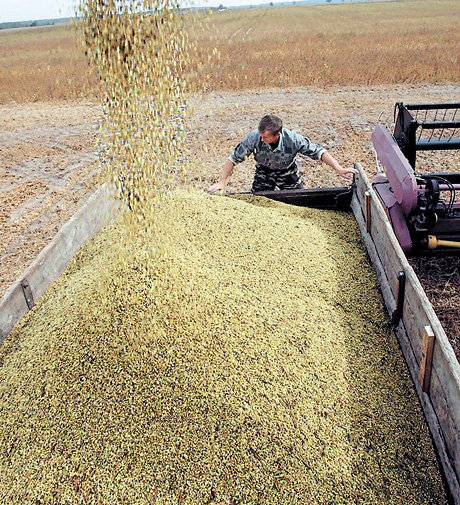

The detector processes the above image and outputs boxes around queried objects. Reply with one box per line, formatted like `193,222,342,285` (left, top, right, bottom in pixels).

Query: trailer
1,103,460,503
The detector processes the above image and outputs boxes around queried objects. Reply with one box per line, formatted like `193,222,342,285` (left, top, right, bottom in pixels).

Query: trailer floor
1,84,459,361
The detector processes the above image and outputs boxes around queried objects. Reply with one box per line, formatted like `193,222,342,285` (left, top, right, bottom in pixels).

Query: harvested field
1,1,459,101
0,190,447,503
192,0,460,90
0,100,101,299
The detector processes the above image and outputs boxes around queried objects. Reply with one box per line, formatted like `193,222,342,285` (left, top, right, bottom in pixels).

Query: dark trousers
251,164,304,192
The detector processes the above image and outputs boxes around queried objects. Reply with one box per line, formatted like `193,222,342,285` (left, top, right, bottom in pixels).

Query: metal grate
393,102,460,168
409,104,460,146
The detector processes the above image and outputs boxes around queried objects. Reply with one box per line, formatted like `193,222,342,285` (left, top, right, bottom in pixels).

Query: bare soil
0,99,101,297
1,84,459,360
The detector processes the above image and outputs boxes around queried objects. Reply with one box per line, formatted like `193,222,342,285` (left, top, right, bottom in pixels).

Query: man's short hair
258,114,283,135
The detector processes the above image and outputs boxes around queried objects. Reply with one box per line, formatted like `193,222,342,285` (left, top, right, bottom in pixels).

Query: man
207,114,357,193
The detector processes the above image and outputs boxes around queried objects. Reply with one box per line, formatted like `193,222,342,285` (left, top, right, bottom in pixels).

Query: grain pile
0,190,447,504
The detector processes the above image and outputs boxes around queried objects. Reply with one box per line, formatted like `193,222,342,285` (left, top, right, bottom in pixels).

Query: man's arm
321,151,357,179
207,130,259,193
207,158,235,193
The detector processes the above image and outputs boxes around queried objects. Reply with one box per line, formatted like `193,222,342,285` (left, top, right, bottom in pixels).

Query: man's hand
321,151,357,180
206,181,226,194
206,159,235,194
335,165,358,179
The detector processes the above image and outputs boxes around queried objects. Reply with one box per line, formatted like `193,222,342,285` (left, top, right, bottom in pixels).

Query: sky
0,0,77,23
0,0,275,23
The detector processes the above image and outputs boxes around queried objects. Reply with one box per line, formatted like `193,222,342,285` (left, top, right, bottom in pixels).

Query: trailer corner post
419,325,435,393
365,191,371,233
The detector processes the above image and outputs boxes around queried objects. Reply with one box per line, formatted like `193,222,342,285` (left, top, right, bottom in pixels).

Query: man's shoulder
281,127,304,143
240,129,261,146
246,129,261,140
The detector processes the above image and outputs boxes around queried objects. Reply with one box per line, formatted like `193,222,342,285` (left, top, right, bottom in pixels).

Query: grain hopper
1,104,460,503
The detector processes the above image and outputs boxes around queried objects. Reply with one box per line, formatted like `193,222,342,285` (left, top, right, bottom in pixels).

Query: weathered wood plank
0,184,121,344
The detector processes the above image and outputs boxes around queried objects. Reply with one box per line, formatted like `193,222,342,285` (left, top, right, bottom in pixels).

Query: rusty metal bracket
390,270,406,327
365,191,371,233
21,279,35,310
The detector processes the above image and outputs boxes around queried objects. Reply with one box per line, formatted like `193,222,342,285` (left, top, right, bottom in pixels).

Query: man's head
258,114,282,145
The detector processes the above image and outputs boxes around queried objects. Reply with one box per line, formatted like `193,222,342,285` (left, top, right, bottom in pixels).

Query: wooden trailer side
352,163,460,504
0,184,120,344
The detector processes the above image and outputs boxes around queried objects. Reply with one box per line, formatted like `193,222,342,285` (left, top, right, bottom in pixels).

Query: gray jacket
229,127,325,171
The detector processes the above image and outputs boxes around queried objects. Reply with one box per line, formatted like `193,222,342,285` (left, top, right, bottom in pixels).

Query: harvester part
372,102,460,256
428,235,460,250
372,123,418,216
394,102,460,169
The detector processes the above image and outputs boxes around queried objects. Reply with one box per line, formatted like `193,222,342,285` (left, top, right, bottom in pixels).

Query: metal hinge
21,279,35,310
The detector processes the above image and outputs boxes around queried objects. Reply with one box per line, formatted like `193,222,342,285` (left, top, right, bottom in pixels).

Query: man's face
260,129,280,145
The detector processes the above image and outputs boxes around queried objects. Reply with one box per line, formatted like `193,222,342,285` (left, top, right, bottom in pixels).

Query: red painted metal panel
372,123,418,216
